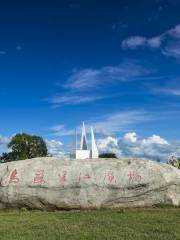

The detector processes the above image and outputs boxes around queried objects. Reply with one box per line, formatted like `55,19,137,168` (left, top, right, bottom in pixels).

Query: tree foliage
0,133,48,163
167,155,180,169
99,153,117,158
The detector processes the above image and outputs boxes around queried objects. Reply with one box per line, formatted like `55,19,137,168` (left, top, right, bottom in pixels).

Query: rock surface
0,157,179,209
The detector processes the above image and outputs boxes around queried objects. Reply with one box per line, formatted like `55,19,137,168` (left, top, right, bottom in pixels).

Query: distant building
71,122,99,159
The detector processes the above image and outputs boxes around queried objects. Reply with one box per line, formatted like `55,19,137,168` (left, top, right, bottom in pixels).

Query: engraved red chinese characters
1,169,19,186
58,171,67,186
78,173,91,183
128,171,142,183
104,171,117,184
33,170,45,184
9,169,19,183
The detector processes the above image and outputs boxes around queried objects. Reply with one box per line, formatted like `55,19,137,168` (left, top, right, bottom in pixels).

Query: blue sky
1,0,180,159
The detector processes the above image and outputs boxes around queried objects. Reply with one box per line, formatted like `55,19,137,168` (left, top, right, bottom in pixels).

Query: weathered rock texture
0,157,179,209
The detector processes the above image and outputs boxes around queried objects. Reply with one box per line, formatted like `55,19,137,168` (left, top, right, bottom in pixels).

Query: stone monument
71,122,99,159
0,157,179,209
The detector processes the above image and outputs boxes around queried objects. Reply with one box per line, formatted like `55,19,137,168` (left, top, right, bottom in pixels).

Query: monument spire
71,128,77,159
80,122,88,150
71,122,99,159
90,127,99,158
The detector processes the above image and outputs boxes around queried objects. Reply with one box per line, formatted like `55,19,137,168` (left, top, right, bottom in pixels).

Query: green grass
0,208,179,240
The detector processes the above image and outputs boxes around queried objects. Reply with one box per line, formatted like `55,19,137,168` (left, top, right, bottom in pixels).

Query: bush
99,153,117,158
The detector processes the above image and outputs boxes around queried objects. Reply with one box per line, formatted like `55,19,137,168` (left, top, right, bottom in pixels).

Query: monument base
76,150,91,159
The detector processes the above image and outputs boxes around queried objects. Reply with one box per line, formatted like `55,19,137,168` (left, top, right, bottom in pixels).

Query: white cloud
48,61,153,107
48,94,106,106
0,133,179,162
122,36,147,49
64,62,150,90
142,134,168,145
122,35,163,49
97,136,121,155
49,125,73,136
98,132,178,162
168,24,180,38
147,36,163,48
163,41,180,59
49,110,152,137
64,69,99,90
91,110,152,135
98,136,118,149
123,132,137,143
46,139,67,157
122,24,180,59
40,132,180,161
153,86,180,96
0,136,10,154
0,136,9,145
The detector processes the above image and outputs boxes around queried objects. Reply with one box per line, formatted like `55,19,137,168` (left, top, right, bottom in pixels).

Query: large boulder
0,157,179,209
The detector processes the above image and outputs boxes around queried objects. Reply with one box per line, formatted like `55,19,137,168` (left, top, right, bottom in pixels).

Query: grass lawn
0,208,179,240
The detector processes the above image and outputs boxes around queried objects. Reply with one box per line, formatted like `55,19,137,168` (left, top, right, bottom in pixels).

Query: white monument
71,122,99,159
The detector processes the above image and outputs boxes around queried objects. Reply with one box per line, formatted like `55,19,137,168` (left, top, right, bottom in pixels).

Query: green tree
1,133,48,162
99,153,117,158
168,155,180,169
